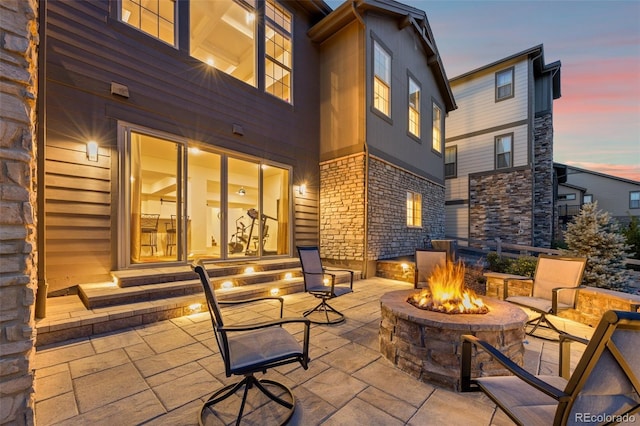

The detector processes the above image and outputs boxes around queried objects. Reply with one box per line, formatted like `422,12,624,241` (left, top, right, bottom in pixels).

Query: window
495,134,512,169
373,40,391,116
583,194,593,204
408,77,420,137
121,0,176,45
559,193,576,201
495,68,514,101
445,146,457,178
406,191,422,227
432,103,442,153
265,0,293,103
190,0,256,86
631,191,640,209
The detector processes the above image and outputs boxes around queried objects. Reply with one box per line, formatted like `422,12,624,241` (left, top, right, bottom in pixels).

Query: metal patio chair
140,213,160,255
461,310,640,426
414,248,447,289
193,262,311,426
504,254,587,337
297,246,354,324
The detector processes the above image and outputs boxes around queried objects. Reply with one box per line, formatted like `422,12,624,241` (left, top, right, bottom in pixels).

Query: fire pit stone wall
379,290,528,391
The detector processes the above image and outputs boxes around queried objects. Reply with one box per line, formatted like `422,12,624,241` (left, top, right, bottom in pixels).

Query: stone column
0,0,38,424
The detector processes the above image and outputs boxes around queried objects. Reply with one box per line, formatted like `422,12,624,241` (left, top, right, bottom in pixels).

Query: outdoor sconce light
298,184,307,195
86,141,99,162
237,187,246,196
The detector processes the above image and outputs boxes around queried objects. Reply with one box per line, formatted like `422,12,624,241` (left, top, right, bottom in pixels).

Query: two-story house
555,163,640,231
444,45,561,248
38,0,454,299
309,0,456,274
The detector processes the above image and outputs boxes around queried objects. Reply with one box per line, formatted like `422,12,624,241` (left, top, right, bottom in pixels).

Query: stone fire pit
379,289,528,391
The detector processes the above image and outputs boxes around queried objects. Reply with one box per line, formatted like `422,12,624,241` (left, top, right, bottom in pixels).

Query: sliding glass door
122,125,291,267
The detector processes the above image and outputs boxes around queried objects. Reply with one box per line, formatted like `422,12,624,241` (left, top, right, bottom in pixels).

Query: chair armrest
559,332,589,379
551,286,584,314
219,296,284,318
324,267,354,288
503,278,533,300
220,317,311,333
461,334,569,401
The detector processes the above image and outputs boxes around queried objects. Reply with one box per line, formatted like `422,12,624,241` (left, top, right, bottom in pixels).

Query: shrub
622,215,640,260
562,201,630,290
485,252,536,277
486,252,511,273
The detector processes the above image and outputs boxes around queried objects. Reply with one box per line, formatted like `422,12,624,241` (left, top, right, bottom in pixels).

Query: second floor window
583,194,593,204
631,191,640,209
495,68,514,101
373,40,391,116
445,146,457,178
432,104,442,153
406,191,422,227
121,0,175,45
408,77,420,138
495,134,513,169
265,0,293,103
190,0,256,87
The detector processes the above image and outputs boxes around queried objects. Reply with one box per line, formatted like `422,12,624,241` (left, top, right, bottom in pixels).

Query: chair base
525,313,566,341
199,375,295,426
303,299,345,324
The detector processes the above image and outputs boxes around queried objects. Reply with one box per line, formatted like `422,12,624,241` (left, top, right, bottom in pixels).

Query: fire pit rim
380,289,528,331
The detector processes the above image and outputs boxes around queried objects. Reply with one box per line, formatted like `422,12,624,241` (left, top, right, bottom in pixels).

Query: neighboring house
555,163,640,230
444,45,561,248
309,0,456,273
39,0,454,302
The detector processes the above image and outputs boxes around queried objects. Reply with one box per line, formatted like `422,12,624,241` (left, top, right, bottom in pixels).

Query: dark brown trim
445,119,527,143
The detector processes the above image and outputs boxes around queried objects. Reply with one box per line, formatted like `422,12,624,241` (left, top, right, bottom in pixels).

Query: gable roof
309,0,456,112
555,162,640,186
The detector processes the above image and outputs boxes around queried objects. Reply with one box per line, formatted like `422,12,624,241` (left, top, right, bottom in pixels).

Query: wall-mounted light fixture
237,187,246,196
298,183,307,196
86,141,99,162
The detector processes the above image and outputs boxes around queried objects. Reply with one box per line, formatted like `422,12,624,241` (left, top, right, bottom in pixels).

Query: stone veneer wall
533,113,554,247
469,167,533,246
367,156,444,260
0,0,39,424
320,154,366,266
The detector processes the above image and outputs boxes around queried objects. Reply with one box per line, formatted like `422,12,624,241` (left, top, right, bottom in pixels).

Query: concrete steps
36,259,360,347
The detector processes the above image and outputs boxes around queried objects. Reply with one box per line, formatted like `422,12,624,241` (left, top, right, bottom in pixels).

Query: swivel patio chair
461,310,640,426
414,248,447,289
193,262,311,426
297,246,354,324
504,254,587,337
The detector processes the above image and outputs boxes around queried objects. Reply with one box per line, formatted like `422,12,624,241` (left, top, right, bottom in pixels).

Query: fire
407,261,488,314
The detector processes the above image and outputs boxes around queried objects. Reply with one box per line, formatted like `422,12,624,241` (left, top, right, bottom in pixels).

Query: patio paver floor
34,277,592,425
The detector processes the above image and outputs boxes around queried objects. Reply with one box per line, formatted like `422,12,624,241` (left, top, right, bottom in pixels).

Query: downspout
528,50,542,247
35,0,48,318
351,1,369,277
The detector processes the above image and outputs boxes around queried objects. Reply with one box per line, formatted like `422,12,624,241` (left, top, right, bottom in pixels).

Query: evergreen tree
562,201,629,290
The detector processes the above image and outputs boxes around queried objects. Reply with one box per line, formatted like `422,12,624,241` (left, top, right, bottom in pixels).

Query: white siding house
444,45,561,247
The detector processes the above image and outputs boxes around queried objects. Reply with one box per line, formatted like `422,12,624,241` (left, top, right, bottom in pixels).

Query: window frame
119,0,177,47
495,67,514,102
406,191,422,228
444,145,457,178
407,73,421,140
432,102,443,154
264,0,293,104
372,36,392,120
630,191,640,209
494,133,513,169
583,194,593,204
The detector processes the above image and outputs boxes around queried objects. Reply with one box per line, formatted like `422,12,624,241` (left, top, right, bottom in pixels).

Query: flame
408,261,488,314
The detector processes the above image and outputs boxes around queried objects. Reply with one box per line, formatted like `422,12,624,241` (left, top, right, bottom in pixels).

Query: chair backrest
193,263,228,364
168,214,176,231
531,255,587,307
415,249,447,289
141,213,160,230
559,310,640,425
297,246,324,289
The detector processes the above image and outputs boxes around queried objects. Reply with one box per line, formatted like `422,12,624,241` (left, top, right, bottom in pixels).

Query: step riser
115,260,301,287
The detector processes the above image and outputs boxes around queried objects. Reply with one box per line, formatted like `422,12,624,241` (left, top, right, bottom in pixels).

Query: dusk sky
324,0,640,181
